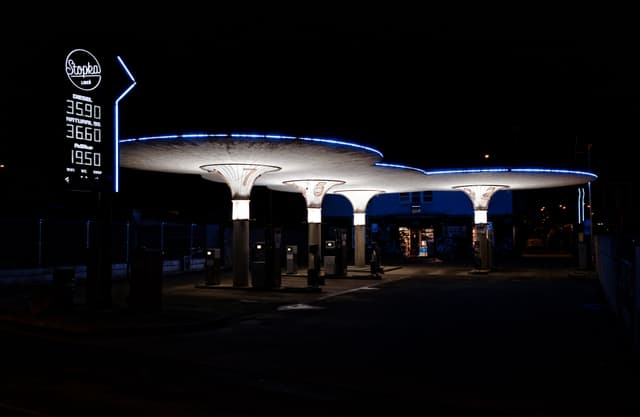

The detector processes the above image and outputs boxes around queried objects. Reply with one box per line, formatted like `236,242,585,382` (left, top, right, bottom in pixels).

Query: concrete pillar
453,184,508,271
333,190,384,267
354,224,366,266
283,180,345,273
308,220,322,268
201,164,280,287
232,219,250,287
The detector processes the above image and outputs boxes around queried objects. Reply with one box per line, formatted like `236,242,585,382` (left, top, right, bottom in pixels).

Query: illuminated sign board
63,48,113,192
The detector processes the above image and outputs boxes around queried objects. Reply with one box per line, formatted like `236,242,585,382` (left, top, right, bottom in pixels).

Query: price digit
74,125,84,140
75,101,83,117
84,102,93,119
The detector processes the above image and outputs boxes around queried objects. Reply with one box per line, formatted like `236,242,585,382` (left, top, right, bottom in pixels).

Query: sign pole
63,47,135,310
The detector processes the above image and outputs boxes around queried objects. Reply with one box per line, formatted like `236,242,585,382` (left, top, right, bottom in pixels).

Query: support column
354,224,366,267
334,190,384,267
308,208,322,269
87,191,113,310
453,185,508,271
283,180,345,276
232,207,250,288
201,164,280,287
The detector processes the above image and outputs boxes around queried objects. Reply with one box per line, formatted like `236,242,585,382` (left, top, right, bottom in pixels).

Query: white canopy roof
119,133,597,193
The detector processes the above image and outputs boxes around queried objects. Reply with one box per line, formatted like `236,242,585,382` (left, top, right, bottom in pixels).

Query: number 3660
66,124,101,142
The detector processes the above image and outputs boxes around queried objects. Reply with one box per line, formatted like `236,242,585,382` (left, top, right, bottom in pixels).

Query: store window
398,226,435,258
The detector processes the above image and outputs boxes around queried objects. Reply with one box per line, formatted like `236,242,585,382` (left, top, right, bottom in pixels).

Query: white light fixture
474,209,488,224
308,207,322,224
232,199,250,220
353,212,366,226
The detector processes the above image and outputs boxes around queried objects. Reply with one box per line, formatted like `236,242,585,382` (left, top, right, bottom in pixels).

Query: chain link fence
0,218,215,271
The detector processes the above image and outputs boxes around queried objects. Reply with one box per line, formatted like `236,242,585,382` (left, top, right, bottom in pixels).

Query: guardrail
0,258,207,283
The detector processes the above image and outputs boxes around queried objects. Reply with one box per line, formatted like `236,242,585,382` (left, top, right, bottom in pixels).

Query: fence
0,217,310,276
595,233,640,352
0,218,216,270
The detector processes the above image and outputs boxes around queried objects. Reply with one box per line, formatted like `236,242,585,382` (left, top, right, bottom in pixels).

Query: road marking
316,284,384,301
276,303,324,311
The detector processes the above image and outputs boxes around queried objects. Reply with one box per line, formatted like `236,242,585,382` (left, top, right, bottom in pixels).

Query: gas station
119,133,597,286
57,46,597,292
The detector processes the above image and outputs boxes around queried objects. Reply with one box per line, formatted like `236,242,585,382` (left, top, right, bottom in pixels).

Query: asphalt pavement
0,262,413,337
0,254,603,340
2,254,638,417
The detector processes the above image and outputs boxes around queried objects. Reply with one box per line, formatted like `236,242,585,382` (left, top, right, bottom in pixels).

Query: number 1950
71,150,101,167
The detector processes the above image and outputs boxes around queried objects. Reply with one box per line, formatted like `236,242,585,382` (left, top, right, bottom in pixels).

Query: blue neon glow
264,134,297,140
230,133,265,138
182,133,217,138
511,168,598,179
374,162,428,175
230,133,297,141
138,134,181,141
577,187,585,223
118,56,136,83
425,168,510,175
119,132,384,157
298,137,383,157
114,56,136,193
425,167,598,179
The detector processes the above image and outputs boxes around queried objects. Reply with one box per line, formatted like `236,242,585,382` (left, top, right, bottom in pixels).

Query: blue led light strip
425,168,510,175
114,56,136,193
511,168,598,179
374,162,428,175
425,167,598,179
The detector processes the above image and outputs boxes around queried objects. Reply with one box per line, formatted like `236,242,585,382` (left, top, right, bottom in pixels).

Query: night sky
1,17,638,217
118,20,638,171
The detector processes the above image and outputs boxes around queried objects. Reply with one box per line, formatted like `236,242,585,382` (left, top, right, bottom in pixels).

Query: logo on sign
65,49,102,91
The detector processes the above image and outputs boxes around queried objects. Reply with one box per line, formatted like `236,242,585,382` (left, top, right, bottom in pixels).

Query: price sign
63,48,113,192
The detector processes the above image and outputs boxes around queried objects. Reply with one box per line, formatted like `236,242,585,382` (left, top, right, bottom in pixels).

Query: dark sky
2,17,639,212
108,19,639,173
114,23,620,168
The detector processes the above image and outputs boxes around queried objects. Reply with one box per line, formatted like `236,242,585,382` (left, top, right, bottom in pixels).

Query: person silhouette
370,242,382,278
